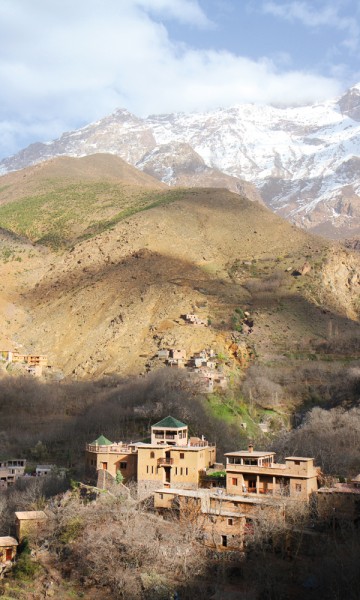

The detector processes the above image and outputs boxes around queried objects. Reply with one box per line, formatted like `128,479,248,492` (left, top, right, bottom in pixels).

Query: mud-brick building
85,417,217,498
137,416,216,497
15,511,47,542
0,459,26,487
85,436,138,485
225,445,319,501
317,475,360,523
154,487,245,551
0,537,18,564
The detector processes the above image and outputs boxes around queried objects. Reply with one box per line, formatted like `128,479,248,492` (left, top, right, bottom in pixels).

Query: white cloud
0,0,343,158
131,0,212,27
262,1,360,52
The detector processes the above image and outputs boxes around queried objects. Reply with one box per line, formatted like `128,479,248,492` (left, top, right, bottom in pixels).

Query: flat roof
137,443,209,451
15,511,47,520
155,488,209,498
0,536,18,546
155,488,271,505
318,484,360,495
225,451,275,457
285,457,313,461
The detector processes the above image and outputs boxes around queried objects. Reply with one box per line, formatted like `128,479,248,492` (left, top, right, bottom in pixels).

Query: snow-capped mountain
2,84,360,237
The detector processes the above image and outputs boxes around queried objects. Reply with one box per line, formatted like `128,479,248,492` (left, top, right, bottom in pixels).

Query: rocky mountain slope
2,85,360,237
0,156,359,380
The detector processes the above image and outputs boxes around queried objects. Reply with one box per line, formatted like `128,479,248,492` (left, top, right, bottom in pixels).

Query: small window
146,465,149,474
159,493,163,499
186,468,188,475
231,478,238,486
295,483,301,492
294,461,300,466
228,518,233,526
180,453,185,459
120,462,127,469
221,535,228,547
151,466,154,474
180,467,183,475
175,467,178,475
150,451,155,459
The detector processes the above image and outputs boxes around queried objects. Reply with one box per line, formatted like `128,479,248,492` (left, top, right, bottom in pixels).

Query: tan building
85,435,138,484
317,475,360,523
85,417,216,498
0,537,18,563
154,487,245,551
0,459,26,487
1,352,48,366
15,511,47,542
136,416,216,497
225,445,319,501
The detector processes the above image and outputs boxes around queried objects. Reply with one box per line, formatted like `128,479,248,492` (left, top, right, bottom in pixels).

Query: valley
0,154,359,600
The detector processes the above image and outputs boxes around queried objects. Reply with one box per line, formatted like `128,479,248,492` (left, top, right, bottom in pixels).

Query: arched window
150,451,155,459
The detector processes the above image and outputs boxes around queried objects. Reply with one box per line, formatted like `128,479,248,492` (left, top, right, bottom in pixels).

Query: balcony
86,444,136,454
226,463,287,476
157,457,174,466
189,440,215,448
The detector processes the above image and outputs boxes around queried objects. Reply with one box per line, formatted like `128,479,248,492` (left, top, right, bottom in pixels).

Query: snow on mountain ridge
1,85,360,236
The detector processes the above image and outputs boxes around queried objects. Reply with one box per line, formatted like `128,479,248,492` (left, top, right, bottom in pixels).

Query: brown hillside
0,153,164,206
1,187,359,379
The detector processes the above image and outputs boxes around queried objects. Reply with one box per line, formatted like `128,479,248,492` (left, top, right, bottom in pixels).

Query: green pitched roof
152,416,187,429
91,435,113,446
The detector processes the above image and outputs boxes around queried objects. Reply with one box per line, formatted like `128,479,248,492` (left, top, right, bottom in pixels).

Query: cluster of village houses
157,346,228,392
84,417,360,551
0,460,57,488
0,415,359,568
0,351,48,378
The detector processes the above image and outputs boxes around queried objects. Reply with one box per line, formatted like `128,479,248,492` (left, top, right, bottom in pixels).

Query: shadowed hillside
0,168,359,385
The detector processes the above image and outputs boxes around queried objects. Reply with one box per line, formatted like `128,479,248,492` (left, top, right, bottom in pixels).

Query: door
5,548,12,561
165,467,171,483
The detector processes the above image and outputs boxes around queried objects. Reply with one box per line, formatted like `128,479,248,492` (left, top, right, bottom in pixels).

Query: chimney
248,443,254,453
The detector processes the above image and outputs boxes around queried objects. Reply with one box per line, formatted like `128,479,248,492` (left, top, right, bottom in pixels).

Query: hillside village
1,415,359,580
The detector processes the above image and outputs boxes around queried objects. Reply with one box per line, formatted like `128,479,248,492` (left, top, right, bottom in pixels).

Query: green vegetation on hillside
0,183,188,249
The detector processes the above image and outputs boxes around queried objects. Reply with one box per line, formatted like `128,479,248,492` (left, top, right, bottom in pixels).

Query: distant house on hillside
0,459,26,487
317,475,360,523
15,511,48,541
0,537,18,564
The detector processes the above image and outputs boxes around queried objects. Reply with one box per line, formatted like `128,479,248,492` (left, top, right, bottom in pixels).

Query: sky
0,0,360,159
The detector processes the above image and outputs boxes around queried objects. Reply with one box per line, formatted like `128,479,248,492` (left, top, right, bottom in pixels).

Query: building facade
225,445,319,501
85,417,216,498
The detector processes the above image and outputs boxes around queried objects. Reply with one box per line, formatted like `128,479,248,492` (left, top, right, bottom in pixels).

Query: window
228,518,233,526
295,483,302,492
221,535,227,548
180,453,184,459
294,461,300,466
151,466,154,474
159,493,163,499
175,467,178,475
146,465,149,474
150,451,155,459
120,462,127,469
180,468,183,476
185,468,188,475
231,478,238,486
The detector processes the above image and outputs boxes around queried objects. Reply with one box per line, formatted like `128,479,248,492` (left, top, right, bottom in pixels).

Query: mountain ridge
1,85,360,237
